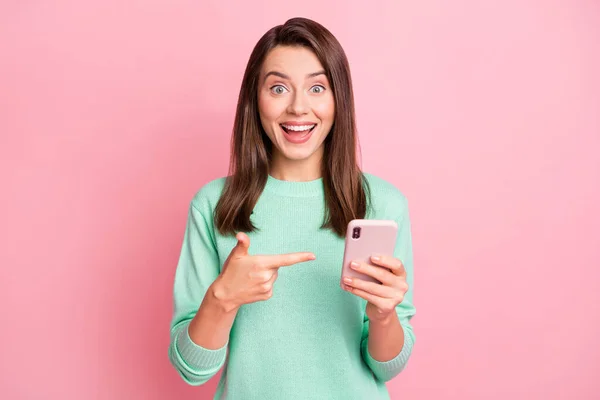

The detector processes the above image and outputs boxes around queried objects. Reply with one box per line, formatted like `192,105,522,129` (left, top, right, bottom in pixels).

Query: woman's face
258,45,335,166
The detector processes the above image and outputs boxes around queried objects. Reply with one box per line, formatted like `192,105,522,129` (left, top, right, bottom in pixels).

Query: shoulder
363,172,408,203
362,172,409,219
190,176,228,213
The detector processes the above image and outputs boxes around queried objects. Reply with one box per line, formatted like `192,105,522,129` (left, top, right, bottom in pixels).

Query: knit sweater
168,173,416,400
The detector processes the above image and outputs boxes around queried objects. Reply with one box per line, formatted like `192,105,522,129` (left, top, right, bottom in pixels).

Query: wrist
368,311,397,327
208,280,239,314
187,281,238,350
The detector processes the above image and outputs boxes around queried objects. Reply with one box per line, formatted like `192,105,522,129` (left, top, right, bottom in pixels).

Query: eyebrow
263,70,326,83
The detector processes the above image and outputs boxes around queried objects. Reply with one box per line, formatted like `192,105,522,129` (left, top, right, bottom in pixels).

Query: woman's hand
211,232,316,312
342,255,408,323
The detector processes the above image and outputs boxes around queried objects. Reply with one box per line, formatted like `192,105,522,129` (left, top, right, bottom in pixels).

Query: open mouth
279,123,317,144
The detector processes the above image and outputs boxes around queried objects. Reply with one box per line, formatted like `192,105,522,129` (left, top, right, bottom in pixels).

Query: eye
270,85,288,95
310,85,326,94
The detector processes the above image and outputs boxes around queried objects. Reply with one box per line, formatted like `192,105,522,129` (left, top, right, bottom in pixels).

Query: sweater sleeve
361,197,416,382
168,194,227,386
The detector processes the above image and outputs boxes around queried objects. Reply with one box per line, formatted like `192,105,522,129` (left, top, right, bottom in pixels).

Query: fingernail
309,254,316,260
350,261,359,269
372,255,381,261
343,277,352,284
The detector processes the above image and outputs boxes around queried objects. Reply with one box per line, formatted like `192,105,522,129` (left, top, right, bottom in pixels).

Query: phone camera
352,227,361,239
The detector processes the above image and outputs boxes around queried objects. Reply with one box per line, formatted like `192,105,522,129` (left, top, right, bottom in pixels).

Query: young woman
168,17,416,400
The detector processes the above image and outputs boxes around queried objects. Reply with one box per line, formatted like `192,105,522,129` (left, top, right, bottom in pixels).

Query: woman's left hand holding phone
342,255,408,323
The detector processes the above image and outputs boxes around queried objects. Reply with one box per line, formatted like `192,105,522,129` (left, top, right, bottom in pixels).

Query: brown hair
215,17,370,237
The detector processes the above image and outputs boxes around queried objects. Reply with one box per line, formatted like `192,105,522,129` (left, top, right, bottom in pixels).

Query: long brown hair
215,17,370,238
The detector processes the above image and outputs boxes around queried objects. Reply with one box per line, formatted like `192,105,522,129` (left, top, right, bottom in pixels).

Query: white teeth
282,124,316,132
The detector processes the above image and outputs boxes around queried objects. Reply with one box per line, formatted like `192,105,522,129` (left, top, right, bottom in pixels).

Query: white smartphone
340,219,398,288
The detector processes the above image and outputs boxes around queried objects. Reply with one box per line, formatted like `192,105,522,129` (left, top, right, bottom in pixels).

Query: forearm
169,282,239,385
188,283,239,350
367,312,404,362
361,311,414,382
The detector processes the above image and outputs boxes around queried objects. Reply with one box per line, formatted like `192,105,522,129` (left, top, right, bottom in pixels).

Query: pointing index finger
259,252,316,269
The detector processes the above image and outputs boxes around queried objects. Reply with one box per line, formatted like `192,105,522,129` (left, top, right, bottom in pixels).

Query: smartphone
340,219,398,288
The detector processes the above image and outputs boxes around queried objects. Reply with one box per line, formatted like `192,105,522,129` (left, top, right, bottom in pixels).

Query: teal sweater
168,173,416,400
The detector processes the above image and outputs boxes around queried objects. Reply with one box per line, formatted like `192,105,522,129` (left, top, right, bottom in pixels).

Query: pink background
1,1,599,399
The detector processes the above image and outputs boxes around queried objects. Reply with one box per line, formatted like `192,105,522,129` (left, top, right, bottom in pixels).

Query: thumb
230,232,250,257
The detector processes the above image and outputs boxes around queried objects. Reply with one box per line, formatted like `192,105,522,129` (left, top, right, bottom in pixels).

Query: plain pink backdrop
1,1,599,399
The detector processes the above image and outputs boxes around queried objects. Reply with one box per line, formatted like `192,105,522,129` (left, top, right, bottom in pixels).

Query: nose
287,90,309,115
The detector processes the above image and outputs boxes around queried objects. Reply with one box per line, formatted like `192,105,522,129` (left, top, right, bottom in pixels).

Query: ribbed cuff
175,322,228,372
363,324,414,381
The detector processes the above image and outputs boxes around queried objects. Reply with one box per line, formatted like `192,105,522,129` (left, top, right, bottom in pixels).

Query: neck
269,151,323,182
